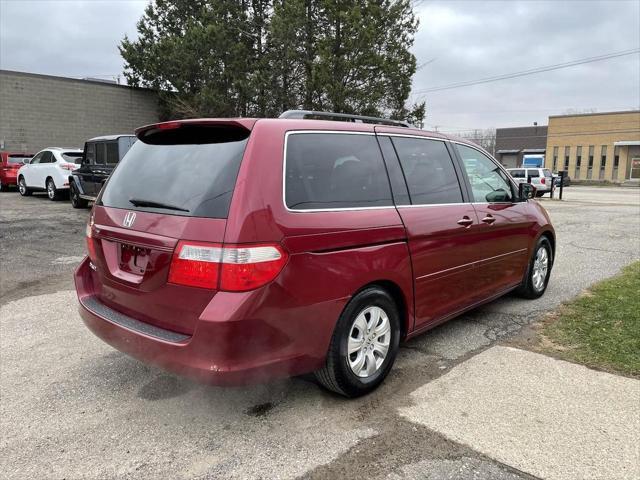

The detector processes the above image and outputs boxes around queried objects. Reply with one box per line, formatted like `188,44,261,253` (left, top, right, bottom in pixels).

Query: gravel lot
1,186,639,479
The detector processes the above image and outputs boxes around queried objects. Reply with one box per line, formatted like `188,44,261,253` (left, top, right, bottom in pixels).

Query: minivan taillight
168,241,288,291
85,216,97,263
540,177,546,185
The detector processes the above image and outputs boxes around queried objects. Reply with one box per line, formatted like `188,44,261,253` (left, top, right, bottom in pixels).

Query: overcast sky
1,0,639,131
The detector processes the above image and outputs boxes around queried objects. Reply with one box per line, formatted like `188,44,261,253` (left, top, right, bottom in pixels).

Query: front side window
457,144,513,203
40,151,53,164
391,137,462,205
29,152,44,165
85,143,96,165
285,133,392,210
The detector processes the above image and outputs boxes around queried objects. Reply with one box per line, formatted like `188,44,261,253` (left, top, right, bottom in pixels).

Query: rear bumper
0,172,18,184
74,257,337,385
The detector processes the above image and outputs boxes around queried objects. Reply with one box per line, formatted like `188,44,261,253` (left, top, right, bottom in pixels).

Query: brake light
157,121,182,130
60,163,77,171
85,214,98,262
168,241,288,291
540,177,546,184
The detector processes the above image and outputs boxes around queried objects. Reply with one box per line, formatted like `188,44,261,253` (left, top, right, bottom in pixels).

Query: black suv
70,135,137,208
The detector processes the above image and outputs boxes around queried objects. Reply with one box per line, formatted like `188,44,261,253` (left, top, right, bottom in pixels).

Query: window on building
600,145,607,167
552,146,558,171
614,146,620,168
576,146,582,166
588,146,594,168
564,146,570,170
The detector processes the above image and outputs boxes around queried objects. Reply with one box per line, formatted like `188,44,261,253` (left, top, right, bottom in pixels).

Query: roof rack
279,110,410,128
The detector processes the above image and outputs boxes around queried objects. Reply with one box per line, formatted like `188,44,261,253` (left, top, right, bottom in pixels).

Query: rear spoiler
135,119,257,145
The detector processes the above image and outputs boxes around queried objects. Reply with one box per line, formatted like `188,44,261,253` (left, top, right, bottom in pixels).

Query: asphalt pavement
1,186,639,479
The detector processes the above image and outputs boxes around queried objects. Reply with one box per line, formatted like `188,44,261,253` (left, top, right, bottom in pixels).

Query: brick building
546,111,640,184
0,70,160,153
495,125,548,168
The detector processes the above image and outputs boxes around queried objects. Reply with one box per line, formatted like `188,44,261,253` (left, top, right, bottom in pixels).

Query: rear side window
509,169,525,178
99,125,248,218
96,143,106,165
106,142,119,164
527,170,540,178
391,137,462,205
285,133,392,210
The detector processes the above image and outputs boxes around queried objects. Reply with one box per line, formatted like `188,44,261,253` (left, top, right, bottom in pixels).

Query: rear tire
46,178,62,201
315,286,401,398
516,236,553,299
70,183,89,208
18,177,32,196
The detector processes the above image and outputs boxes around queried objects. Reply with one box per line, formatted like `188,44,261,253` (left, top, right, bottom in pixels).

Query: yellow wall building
546,111,640,183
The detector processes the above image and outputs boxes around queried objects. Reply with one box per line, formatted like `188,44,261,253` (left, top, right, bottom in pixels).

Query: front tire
18,177,32,196
516,237,553,299
46,178,62,201
315,286,401,398
70,183,89,208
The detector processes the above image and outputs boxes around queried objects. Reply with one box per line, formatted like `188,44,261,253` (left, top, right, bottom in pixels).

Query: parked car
0,152,33,191
75,112,555,398
17,148,83,200
70,135,137,208
507,167,554,197
554,173,571,187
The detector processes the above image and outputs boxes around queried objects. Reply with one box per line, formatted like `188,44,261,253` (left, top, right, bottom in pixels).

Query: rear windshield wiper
129,198,190,212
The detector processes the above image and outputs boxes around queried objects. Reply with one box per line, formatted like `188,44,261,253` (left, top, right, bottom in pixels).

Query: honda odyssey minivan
75,111,555,397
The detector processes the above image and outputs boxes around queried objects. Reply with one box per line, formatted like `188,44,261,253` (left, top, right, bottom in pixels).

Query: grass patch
541,261,640,376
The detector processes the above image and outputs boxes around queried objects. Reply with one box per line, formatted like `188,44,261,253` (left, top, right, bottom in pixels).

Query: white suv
17,148,83,200
507,168,554,197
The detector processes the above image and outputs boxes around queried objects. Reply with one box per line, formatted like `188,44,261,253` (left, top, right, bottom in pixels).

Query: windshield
8,155,32,164
98,134,248,218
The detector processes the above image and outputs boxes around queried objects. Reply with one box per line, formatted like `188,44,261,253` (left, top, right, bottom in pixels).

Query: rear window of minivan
98,128,248,218
285,133,393,210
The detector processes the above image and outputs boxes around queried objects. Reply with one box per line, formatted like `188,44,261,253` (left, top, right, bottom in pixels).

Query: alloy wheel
47,180,55,199
19,179,26,195
347,306,391,378
532,246,549,292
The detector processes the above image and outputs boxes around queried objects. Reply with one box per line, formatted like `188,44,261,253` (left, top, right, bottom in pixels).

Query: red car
75,111,554,397
0,152,33,191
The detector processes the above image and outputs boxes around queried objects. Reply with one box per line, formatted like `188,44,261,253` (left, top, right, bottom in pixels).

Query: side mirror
519,182,536,200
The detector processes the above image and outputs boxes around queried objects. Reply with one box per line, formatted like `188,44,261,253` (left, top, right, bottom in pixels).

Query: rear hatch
87,120,253,335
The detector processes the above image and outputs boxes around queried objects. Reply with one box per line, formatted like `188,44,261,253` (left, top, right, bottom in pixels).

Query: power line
413,48,640,95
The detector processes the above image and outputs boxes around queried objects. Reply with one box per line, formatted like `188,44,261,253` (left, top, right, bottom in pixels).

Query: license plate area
119,243,150,276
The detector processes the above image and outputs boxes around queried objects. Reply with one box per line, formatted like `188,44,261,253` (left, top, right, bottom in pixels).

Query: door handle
457,216,473,227
482,214,496,224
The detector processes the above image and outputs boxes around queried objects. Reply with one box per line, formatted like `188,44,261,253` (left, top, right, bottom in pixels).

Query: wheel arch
353,279,410,341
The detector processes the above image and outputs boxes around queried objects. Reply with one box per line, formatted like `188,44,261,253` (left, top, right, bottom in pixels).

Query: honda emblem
123,211,136,228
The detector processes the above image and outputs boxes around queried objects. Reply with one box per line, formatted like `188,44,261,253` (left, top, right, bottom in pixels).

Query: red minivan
75,111,554,397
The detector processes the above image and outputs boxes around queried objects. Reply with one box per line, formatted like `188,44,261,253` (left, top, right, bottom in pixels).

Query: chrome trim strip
377,133,447,142
416,248,527,281
397,202,470,208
